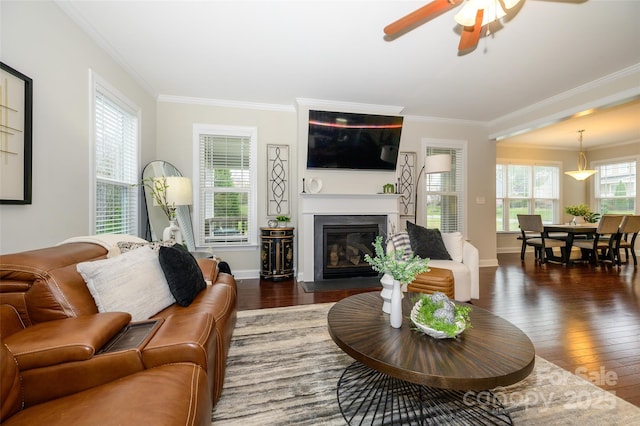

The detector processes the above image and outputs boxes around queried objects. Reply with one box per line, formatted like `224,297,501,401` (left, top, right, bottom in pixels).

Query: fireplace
300,193,399,283
313,215,386,281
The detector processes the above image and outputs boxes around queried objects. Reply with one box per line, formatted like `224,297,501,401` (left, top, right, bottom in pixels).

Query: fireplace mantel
298,193,399,282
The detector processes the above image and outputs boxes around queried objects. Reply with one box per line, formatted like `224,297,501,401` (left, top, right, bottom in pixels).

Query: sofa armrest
462,241,479,300
197,257,220,284
3,312,131,370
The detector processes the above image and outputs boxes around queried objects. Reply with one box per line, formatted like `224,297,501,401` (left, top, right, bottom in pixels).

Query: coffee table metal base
337,362,513,425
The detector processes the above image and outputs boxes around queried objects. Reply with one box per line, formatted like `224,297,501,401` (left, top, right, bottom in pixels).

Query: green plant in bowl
411,292,471,338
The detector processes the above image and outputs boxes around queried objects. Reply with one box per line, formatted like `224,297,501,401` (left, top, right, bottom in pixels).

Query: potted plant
276,215,290,228
584,211,601,224
364,236,429,328
565,203,593,224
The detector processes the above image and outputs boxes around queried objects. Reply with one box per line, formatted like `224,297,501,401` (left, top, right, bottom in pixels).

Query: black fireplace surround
313,215,387,281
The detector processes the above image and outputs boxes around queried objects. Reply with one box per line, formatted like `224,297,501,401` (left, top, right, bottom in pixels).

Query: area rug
212,303,640,425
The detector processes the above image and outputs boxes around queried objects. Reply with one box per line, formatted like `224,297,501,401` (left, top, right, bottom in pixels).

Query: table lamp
156,176,193,243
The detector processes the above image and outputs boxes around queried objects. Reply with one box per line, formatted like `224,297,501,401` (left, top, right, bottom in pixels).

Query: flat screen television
306,110,403,171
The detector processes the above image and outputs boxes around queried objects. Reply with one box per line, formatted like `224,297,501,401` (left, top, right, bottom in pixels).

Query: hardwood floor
235,253,640,407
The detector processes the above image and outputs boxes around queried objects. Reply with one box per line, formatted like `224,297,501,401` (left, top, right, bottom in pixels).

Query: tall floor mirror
141,161,196,252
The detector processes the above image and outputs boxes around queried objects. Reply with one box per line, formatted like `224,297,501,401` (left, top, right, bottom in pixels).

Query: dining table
543,223,598,264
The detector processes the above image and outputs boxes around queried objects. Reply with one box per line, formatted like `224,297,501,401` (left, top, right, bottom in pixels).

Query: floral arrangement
276,215,290,222
364,236,429,285
565,203,591,217
412,292,472,337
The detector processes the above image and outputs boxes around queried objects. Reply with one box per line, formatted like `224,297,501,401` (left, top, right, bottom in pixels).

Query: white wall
156,100,297,275
0,1,156,254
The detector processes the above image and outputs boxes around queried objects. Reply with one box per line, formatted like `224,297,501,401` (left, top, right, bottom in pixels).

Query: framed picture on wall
0,62,33,204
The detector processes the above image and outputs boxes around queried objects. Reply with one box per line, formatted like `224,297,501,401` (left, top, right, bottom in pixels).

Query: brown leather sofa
0,242,237,426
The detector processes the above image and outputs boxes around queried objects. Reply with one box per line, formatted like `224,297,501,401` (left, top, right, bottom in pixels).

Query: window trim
496,159,562,233
192,123,258,249
89,69,141,235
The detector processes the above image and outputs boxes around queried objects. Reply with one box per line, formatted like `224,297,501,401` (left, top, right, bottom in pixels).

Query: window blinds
94,88,138,235
198,134,252,244
424,146,463,233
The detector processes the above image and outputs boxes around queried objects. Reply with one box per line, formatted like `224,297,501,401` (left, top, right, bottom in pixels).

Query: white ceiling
56,0,640,150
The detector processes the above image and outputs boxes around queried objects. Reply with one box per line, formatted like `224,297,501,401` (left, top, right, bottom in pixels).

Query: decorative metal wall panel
267,144,290,216
396,152,415,217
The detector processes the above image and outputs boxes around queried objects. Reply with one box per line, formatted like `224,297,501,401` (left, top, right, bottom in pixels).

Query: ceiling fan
384,0,523,52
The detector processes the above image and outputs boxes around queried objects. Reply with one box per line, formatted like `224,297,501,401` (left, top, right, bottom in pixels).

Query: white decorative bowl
307,177,322,194
410,300,465,339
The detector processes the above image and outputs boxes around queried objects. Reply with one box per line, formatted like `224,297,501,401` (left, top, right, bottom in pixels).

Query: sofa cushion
441,232,464,263
77,247,176,321
158,244,206,307
406,222,452,260
428,259,472,301
387,232,412,260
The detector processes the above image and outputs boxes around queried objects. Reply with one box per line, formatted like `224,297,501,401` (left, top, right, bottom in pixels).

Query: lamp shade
424,154,451,174
454,0,521,27
565,169,597,181
164,176,193,206
455,0,504,26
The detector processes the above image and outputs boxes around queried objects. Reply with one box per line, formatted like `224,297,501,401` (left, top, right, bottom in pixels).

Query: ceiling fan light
502,0,522,9
454,0,506,26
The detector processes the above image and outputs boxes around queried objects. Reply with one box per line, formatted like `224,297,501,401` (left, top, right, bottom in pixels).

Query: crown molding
157,95,296,112
295,98,404,115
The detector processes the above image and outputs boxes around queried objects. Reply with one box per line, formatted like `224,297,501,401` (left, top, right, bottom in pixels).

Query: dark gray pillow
406,222,452,260
158,244,206,307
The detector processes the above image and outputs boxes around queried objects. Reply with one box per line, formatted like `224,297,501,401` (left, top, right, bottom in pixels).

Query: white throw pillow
441,232,464,263
77,246,176,321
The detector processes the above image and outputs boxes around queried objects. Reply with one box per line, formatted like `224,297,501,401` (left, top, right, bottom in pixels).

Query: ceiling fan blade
458,8,484,51
384,0,463,36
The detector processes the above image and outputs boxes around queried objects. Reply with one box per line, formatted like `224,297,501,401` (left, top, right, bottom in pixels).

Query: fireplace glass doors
323,224,378,279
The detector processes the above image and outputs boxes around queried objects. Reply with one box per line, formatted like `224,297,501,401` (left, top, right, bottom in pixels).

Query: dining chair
573,215,624,265
517,215,567,264
616,215,640,266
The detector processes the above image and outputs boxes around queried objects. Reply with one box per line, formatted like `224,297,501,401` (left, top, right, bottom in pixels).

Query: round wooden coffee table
327,292,535,425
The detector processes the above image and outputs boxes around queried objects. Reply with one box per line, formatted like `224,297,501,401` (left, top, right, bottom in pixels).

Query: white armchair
388,231,479,302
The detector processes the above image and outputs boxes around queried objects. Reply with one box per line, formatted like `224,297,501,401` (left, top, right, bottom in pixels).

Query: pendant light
565,130,597,181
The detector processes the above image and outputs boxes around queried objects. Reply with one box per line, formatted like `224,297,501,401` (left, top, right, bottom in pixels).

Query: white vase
380,273,394,314
572,216,586,225
390,279,403,328
163,219,182,243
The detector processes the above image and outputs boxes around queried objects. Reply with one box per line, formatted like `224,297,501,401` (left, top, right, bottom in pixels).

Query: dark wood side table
328,292,535,424
260,227,294,281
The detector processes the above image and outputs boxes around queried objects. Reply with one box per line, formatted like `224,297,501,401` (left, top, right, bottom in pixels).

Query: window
496,161,560,232
594,158,636,214
421,140,465,234
91,73,140,235
194,124,257,247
